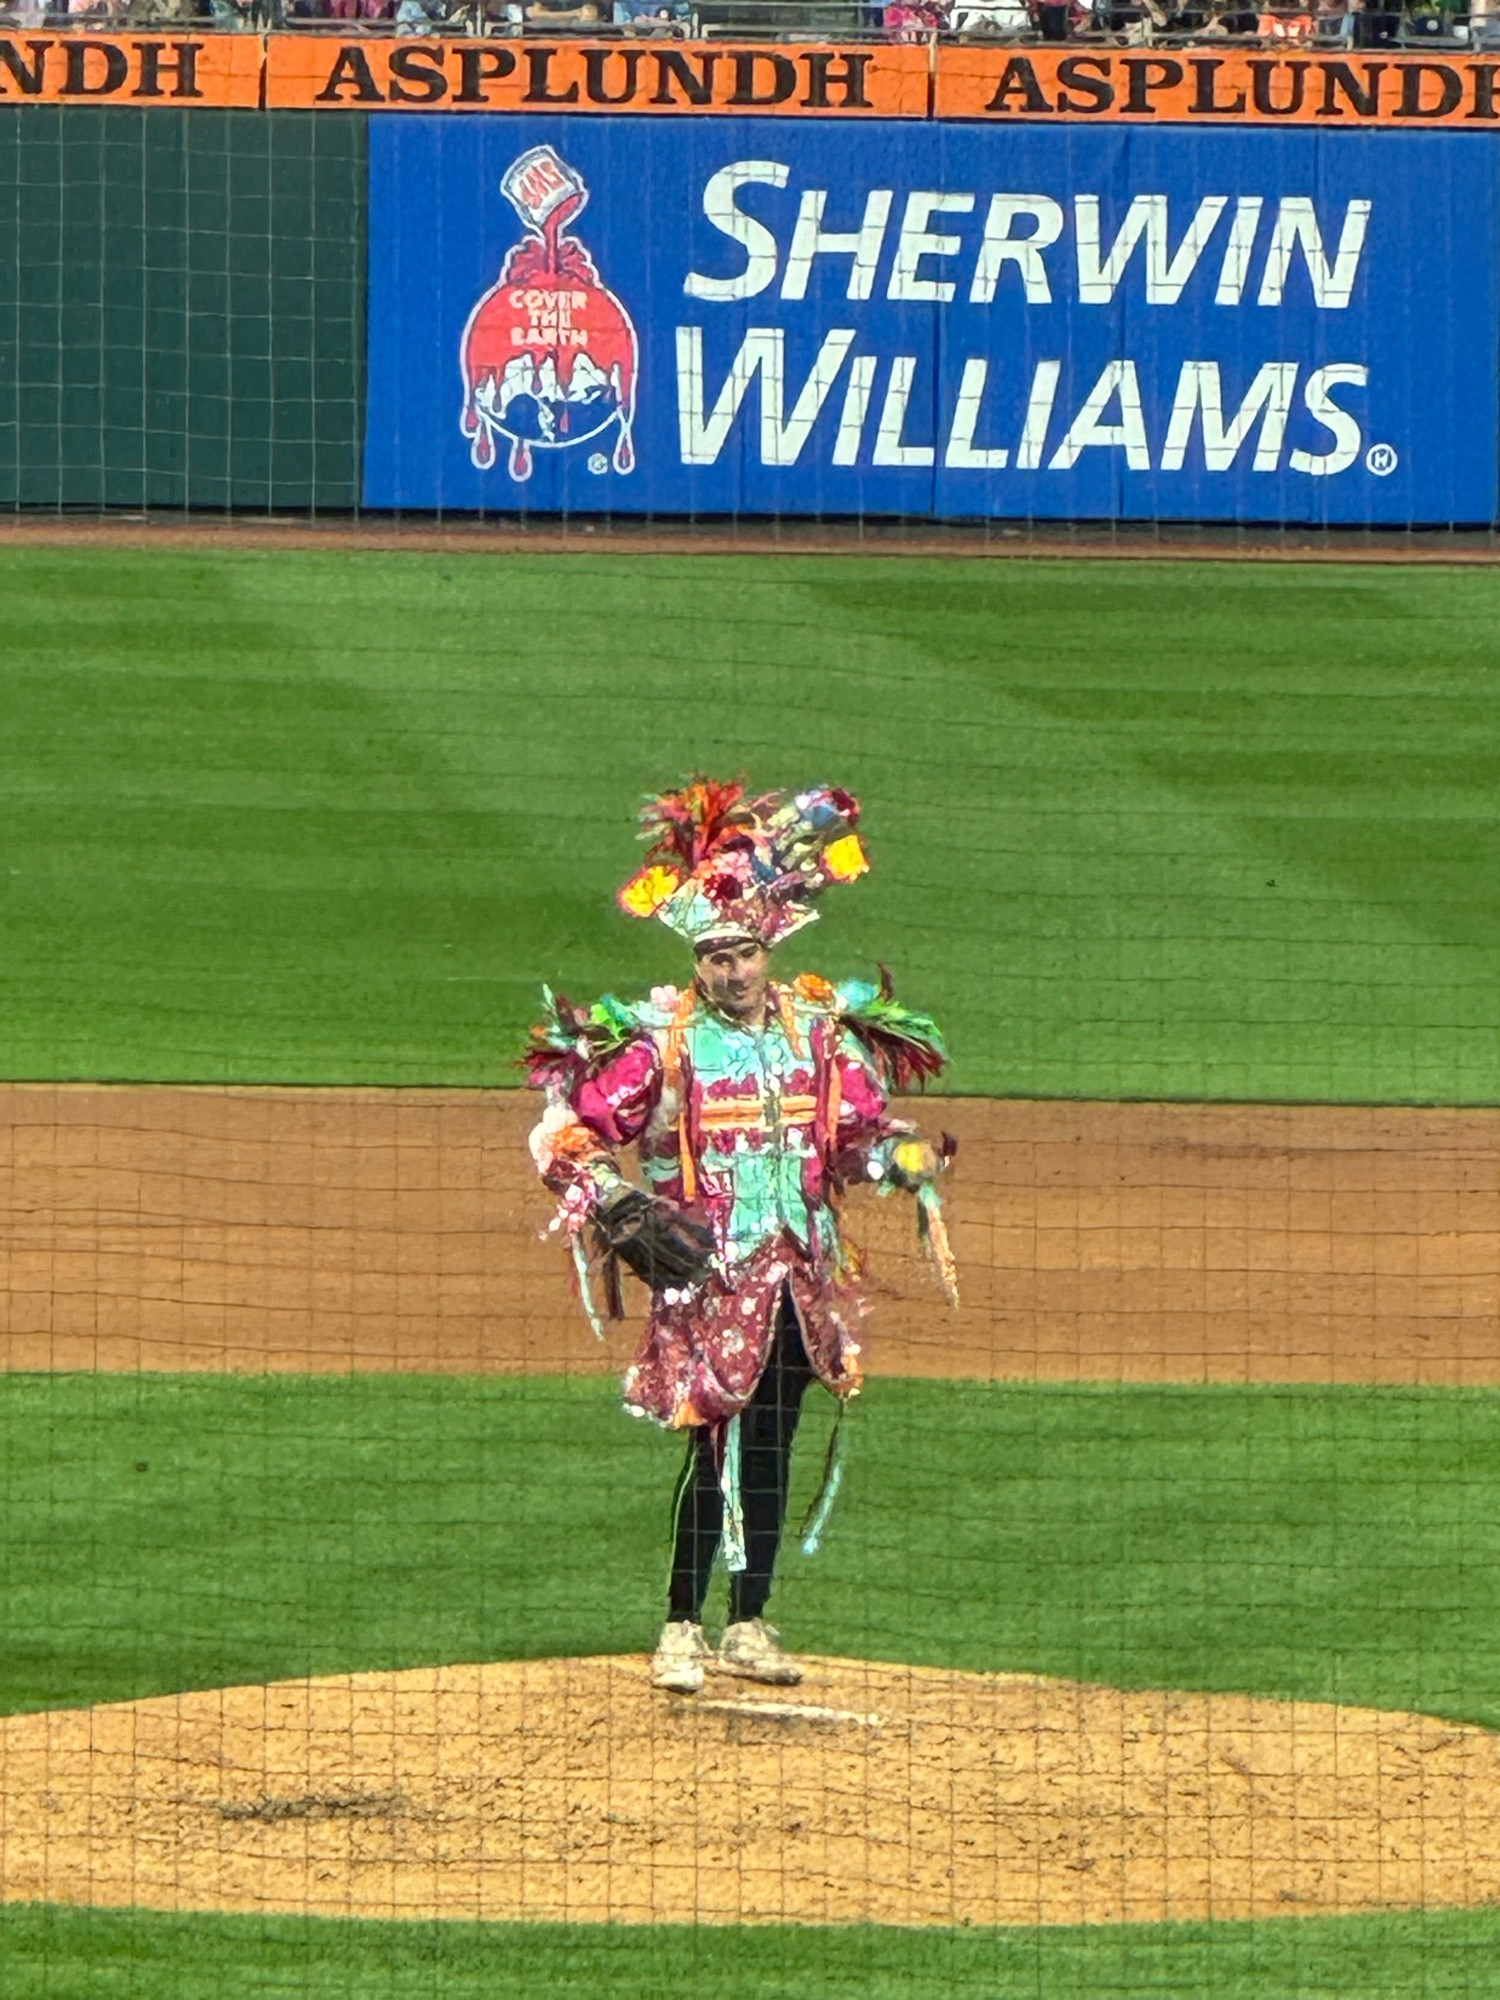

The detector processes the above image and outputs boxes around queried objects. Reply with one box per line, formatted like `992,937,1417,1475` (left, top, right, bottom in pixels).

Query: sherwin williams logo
460,145,638,483
675,175,1391,479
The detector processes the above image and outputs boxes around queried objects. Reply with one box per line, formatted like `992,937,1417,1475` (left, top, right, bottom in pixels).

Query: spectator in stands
884,0,947,36
395,0,446,28
1256,1,1315,36
948,0,1029,33
1314,0,1354,39
1115,0,1214,37
1097,0,1157,37
1031,0,1073,32
1404,0,1457,34
613,0,694,31
522,0,603,24
1197,0,1261,29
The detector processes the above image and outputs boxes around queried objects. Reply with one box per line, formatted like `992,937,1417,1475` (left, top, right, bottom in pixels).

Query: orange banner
265,35,929,114
937,47,1500,124
2,32,1492,125
0,33,260,104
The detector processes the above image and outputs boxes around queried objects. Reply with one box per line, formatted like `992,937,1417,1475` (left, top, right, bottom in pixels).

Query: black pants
667,1290,813,1626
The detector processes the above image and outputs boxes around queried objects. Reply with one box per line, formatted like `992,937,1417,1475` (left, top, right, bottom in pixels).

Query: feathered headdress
616,776,869,948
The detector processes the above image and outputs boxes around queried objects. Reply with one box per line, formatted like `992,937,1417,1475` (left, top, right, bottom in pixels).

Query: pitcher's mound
4,1655,1500,1927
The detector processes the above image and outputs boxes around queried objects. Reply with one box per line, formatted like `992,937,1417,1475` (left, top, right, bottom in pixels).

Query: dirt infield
2,1085,1498,1384
3,1654,1499,1927
1,516,1499,566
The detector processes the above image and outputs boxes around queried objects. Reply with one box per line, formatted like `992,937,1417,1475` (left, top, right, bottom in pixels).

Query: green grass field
4,1369,1500,1995
5,1373,1499,1725
4,545,1500,1997
8,1904,1500,2000
3,547,1499,1100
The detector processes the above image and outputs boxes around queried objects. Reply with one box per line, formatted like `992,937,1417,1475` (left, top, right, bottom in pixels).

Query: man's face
695,938,771,1022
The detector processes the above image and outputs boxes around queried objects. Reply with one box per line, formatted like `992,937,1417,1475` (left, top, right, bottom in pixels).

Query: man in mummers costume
525,779,956,1694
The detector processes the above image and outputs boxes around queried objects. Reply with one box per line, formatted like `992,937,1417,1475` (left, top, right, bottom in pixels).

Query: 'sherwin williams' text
675,173,1378,477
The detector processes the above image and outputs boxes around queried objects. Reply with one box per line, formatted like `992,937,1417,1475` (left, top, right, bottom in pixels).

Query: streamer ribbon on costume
570,1231,607,1341
800,1409,846,1558
719,1413,747,1573
918,1182,960,1307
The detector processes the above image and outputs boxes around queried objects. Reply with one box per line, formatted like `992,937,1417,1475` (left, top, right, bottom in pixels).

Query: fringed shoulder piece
521,984,660,1094
834,966,948,1092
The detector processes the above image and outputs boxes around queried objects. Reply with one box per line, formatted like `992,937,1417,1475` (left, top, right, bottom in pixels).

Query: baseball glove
594,1188,716,1291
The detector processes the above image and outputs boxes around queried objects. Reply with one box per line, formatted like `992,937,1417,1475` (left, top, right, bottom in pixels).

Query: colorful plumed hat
617,777,869,949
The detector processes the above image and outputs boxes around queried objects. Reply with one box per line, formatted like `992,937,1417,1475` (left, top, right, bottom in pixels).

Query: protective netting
0,106,365,511
0,76,1494,540
0,75,1497,2000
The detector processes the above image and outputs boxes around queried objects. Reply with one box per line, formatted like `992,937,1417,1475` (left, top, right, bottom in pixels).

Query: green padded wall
0,109,365,510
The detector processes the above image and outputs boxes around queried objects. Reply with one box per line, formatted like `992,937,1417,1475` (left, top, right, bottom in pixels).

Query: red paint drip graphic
460,146,638,484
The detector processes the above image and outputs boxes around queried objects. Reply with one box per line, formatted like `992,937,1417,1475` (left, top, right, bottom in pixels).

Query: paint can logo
460,145,638,484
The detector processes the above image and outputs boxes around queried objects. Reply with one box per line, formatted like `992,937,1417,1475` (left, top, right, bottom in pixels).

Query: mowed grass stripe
4,1905,1500,1999
2,548,1499,1100
3,1373,1497,1728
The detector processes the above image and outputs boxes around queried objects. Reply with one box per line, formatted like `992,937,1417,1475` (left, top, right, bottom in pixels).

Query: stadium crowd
3,0,1488,47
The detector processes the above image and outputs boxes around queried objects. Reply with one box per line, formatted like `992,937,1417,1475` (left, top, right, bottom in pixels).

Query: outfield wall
0,55,1494,521
0,109,365,510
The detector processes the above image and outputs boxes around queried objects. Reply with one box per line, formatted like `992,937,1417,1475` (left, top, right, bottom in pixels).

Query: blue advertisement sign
365,116,1498,523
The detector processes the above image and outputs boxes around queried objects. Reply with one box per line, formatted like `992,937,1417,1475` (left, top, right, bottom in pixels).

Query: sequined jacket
527,978,922,1429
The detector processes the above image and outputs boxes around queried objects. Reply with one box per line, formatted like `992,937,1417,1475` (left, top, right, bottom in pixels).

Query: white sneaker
650,1619,709,1693
713,1618,804,1686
